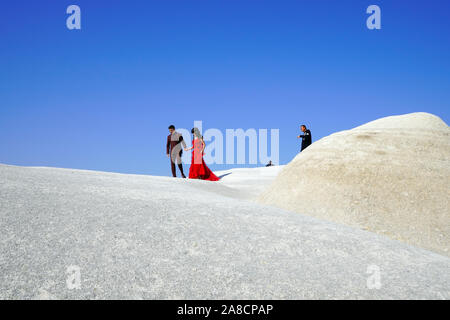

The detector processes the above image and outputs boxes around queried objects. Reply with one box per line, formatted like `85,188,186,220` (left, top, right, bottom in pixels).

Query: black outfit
166,131,187,177
300,129,312,151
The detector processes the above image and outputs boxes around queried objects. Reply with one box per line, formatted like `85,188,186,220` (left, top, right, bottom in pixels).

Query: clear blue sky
1,0,449,176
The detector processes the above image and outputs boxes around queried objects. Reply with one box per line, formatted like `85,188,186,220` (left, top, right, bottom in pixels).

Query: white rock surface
215,166,284,199
0,163,449,299
258,112,450,256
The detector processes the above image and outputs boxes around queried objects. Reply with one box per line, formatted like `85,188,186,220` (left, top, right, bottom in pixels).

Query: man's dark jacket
300,129,312,151
166,131,187,156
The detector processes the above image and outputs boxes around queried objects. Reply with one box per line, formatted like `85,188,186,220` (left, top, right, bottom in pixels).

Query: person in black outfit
297,125,312,151
166,125,187,178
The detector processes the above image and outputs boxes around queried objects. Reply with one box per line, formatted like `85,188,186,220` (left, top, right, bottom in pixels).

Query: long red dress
188,139,220,181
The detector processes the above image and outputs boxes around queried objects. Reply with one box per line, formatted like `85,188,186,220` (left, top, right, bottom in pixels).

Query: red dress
188,139,220,181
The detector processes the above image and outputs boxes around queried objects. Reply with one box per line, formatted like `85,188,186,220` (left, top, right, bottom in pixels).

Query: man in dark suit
166,125,187,178
297,125,312,152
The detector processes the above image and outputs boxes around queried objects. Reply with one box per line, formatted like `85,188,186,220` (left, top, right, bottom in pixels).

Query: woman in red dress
185,127,220,181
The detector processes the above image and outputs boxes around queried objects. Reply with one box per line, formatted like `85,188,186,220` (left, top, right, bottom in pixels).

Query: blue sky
1,0,449,176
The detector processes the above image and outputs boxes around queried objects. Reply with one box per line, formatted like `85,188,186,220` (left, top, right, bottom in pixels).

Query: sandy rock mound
258,112,450,256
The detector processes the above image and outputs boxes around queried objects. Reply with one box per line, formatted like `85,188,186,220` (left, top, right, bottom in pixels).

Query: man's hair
300,124,306,128
168,125,175,130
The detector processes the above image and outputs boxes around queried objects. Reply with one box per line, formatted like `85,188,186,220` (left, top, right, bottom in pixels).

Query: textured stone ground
259,113,450,256
0,164,449,299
